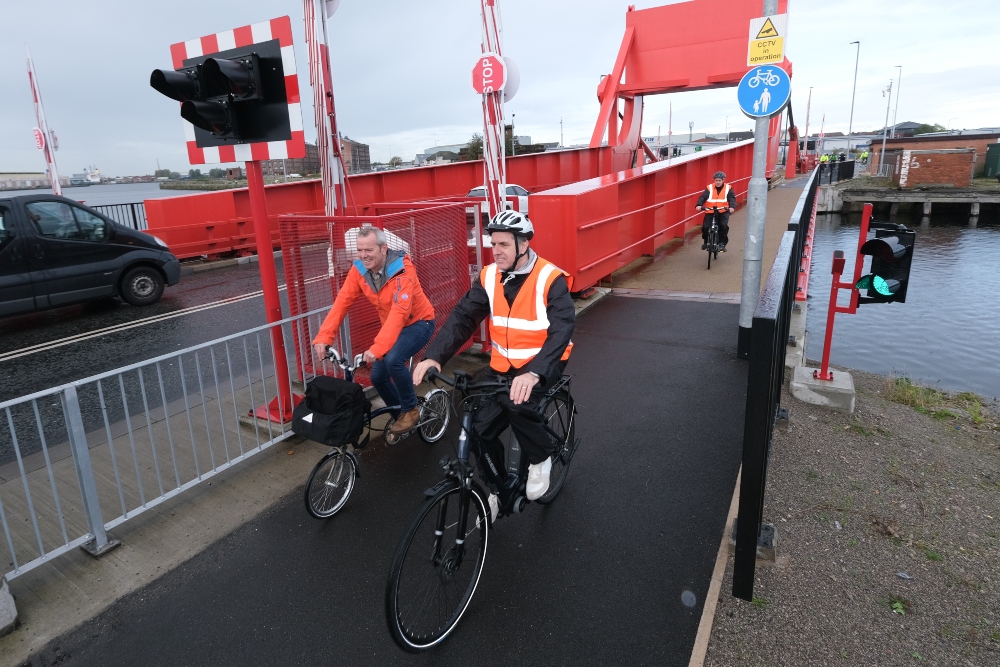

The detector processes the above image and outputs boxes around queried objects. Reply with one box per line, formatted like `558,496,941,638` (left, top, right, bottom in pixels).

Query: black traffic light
151,39,289,147
855,223,916,304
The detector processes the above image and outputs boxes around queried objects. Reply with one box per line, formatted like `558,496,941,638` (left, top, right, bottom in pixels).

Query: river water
0,182,210,205
805,204,1000,400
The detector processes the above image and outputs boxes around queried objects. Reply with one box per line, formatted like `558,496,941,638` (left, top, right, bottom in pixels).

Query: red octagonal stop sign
471,52,507,94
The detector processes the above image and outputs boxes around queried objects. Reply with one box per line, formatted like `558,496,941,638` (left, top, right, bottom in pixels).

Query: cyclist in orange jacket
313,226,435,435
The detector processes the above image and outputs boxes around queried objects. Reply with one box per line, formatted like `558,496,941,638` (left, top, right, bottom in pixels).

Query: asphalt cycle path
31,294,747,666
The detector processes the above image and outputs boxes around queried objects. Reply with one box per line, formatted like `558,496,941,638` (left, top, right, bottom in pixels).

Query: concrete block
0,576,17,638
789,365,856,413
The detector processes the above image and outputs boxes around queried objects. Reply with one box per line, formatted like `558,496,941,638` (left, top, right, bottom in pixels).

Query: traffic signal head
855,225,916,304
150,39,289,147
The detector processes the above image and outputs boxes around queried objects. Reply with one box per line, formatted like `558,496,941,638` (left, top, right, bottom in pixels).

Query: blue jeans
369,320,435,414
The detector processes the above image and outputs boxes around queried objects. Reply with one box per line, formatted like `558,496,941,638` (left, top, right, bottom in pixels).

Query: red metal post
246,160,296,422
814,250,845,381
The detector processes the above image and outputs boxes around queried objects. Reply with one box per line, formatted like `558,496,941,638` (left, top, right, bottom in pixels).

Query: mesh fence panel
280,203,469,386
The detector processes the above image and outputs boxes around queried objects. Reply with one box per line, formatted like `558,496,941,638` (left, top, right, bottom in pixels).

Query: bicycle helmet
713,171,726,180
486,210,534,240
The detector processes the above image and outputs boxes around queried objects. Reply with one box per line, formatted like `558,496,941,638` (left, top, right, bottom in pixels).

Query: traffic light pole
814,203,872,381
246,160,297,422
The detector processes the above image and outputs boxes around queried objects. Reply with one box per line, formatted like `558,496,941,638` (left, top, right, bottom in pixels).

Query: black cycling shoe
719,244,727,252
701,243,708,250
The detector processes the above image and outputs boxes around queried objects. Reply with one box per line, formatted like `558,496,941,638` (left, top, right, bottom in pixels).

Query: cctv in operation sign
747,14,787,66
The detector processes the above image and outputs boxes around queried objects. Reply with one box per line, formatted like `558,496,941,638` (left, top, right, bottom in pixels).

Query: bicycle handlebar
425,367,511,395
324,346,366,372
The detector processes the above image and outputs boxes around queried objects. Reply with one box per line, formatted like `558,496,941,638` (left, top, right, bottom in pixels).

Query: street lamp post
878,80,893,173
511,113,516,156
848,41,860,137
890,65,902,138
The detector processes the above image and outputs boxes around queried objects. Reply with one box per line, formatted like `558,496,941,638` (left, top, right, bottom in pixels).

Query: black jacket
696,184,738,210
425,266,576,384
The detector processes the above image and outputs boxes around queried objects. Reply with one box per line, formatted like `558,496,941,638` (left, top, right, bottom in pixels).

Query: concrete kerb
0,577,16,638
179,250,283,277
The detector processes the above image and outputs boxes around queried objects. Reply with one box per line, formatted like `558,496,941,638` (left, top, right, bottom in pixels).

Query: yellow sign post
747,14,787,66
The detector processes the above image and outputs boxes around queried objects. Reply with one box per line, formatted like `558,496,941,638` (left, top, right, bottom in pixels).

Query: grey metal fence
89,202,147,231
0,308,341,580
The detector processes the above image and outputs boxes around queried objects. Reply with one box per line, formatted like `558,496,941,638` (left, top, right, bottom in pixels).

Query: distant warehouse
870,130,1000,178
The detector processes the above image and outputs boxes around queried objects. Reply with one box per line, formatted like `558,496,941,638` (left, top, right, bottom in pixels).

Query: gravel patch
705,368,1000,666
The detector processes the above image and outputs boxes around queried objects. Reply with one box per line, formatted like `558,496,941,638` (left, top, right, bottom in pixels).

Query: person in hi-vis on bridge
695,170,737,252
412,210,575,501
313,226,435,436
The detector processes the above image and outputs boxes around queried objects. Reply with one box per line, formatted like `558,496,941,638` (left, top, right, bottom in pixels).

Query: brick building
891,149,976,188
870,132,1000,178
341,136,370,174
261,142,321,178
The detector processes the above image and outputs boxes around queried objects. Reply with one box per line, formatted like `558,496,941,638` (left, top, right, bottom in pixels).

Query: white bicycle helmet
486,210,534,240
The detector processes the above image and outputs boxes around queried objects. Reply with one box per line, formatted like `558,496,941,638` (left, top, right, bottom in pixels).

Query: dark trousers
369,320,434,414
473,362,566,469
702,212,730,245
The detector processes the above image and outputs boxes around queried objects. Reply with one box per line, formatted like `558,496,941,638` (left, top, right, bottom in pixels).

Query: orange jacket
313,251,435,359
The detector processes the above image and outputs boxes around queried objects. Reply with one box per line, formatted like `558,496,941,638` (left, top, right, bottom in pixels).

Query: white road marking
0,274,332,364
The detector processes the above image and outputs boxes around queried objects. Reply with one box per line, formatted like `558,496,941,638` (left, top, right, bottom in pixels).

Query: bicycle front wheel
304,450,356,519
536,392,577,504
418,388,451,443
385,484,489,652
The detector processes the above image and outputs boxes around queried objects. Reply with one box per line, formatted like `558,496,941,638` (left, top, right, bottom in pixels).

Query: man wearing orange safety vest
413,210,575,500
695,170,737,251
313,226,435,436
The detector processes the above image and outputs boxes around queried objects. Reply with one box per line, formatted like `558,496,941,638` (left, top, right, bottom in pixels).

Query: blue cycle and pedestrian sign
737,66,791,119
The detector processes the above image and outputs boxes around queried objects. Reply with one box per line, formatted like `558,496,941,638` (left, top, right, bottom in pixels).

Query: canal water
805,204,1000,400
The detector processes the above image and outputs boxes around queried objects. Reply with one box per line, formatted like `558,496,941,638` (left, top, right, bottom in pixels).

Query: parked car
0,194,180,317
466,184,530,215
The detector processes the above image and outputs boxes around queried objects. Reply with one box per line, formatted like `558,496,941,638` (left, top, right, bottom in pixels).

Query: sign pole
26,45,62,196
246,160,295,422
738,0,780,358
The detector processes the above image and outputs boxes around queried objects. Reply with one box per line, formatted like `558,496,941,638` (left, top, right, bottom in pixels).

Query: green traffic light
856,274,899,296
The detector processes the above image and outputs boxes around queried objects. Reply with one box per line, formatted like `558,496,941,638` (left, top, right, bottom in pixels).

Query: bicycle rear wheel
418,388,451,443
535,392,577,504
304,450,356,519
385,484,489,652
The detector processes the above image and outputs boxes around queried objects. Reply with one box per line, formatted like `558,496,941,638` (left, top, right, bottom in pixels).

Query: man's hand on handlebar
362,350,377,365
695,205,703,211
510,372,538,405
412,359,442,386
729,207,735,213
313,343,328,361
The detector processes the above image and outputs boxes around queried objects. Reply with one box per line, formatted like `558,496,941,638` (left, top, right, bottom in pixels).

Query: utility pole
877,80,893,173
737,0,779,358
688,121,694,142
511,112,516,156
804,87,812,158
848,41,860,137
560,116,563,148
891,65,902,138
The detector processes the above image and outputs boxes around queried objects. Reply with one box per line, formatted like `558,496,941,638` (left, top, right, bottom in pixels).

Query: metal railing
90,202,147,231
732,167,819,600
0,308,341,580
818,160,855,185
868,162,896,178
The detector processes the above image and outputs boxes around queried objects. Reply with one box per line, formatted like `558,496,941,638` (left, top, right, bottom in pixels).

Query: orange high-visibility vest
481,257,573,372
705,183,731,209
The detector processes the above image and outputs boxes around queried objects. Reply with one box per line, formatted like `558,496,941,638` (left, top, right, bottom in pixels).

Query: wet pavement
0,260,287,403
25,295,748,667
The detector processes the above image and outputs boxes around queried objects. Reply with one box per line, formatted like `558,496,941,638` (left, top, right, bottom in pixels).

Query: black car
0,194,180,317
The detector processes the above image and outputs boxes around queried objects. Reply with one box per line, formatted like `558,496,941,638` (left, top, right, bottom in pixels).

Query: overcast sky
2,0,997,176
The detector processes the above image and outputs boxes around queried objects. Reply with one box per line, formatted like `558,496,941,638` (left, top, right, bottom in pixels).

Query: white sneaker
525,457,552,501
488,493,500,523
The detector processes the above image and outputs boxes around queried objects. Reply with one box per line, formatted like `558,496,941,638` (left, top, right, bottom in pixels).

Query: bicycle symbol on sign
747,68,781,88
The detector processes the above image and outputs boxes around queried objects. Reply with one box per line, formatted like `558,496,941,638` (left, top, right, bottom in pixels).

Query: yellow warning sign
748,37,785,65
755,17,778,39
747,14,787,66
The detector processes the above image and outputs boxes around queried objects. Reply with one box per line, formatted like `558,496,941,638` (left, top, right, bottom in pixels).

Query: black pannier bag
292,376,371,448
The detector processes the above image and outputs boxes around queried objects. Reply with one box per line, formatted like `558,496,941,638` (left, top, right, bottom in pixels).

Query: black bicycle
705,206,725,269
303,348,452,519
384,369,579,652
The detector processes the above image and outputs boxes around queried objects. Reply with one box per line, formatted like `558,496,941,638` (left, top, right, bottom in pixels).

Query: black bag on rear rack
292,376,371,448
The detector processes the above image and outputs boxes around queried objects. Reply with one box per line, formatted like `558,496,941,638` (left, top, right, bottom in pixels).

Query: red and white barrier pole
246,160,296,422
814,203,873,381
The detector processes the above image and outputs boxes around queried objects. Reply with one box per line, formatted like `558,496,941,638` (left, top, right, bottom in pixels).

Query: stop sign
471,53,507,94
33,127,45,151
